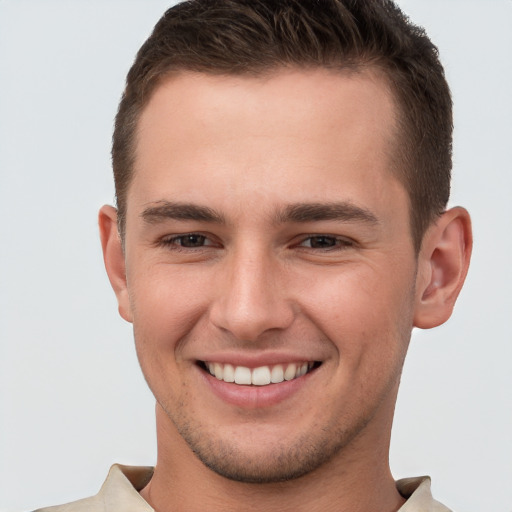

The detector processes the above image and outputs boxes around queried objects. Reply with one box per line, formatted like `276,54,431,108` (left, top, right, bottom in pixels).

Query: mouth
198,361,321,386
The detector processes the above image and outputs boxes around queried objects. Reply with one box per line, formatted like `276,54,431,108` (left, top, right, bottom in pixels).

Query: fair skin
100,68,471,512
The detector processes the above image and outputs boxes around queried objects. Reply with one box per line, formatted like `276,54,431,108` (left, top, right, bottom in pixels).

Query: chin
186,435,336,483
167,408,367,484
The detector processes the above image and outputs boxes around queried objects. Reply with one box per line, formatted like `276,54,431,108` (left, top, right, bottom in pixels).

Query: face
117,69,421,482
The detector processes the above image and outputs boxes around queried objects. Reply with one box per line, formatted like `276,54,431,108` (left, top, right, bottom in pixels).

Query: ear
98,205,133,323
413,207,472,329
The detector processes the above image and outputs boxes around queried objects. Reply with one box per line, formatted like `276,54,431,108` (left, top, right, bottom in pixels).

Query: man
36,0,472,510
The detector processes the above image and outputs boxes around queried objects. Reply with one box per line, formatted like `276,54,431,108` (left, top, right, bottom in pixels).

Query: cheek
300,264,415,356
128,266,212,357
303,267,415,416
128,275,204,405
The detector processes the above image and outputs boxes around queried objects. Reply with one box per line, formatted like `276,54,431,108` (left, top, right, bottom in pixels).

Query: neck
140,406,405,512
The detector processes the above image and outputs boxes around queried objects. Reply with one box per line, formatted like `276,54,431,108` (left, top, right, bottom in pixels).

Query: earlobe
413,207,472,329
98,205,133,323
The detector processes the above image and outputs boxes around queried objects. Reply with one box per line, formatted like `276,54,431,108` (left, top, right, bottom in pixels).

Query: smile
201,361,319,386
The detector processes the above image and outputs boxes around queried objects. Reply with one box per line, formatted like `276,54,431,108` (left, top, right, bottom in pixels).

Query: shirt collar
99,464,154,511
100,465,451,511
396,476,452,511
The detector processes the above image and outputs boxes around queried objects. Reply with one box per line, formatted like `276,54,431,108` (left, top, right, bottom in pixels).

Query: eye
298,235,354,250
175,234,208,247
159,233,215,249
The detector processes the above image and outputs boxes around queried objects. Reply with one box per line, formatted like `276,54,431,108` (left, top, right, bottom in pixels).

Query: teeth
252,366,271,386
223,363,235,383
270,365,284,383
234,366,252,385
214,363,223,380
284,363,296,381
204,361,316,386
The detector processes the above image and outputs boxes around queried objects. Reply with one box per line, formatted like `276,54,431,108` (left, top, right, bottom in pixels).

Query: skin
100,68,472,512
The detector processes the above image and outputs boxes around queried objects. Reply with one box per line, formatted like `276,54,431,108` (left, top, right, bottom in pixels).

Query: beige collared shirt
34,464,452,511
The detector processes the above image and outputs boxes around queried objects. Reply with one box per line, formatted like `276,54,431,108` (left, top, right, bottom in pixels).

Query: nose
209,246,295,342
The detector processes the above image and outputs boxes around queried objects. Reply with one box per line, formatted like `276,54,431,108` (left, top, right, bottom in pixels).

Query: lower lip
199,367,314,409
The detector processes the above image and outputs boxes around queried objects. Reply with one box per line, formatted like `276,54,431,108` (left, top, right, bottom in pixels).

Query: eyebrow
141,201,226,224
140,200,378,226
273,202,379,225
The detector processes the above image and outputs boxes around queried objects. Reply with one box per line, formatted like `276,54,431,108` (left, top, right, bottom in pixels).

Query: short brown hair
112,0,452,251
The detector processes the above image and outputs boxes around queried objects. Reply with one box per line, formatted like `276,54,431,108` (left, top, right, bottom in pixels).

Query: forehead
136,67,397,153
130,68,403,221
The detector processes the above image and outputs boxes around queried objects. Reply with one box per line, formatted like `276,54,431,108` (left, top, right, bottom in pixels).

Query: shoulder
32,493,104,512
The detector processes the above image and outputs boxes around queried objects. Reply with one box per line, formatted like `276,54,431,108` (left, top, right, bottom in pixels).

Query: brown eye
298,235,353,250
159,233,215,250
307,236,337,248
177,234,207,247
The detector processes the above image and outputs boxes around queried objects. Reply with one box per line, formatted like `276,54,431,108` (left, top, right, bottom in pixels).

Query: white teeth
252,366,271,386
234,366,252,385
205,361,316,386
270,364,284,383
284,363,297,381
214,363,223,380
297,363,308,377
223,363,235,383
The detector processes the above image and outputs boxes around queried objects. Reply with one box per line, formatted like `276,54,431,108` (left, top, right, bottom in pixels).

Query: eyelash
159,233,217,250
158,233,354,251
296,235,354,250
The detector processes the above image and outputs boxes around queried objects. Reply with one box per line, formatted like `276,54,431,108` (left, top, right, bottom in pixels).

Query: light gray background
1,1,511,511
